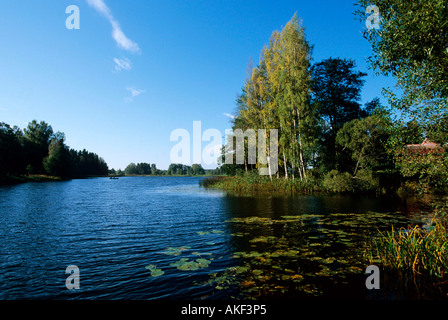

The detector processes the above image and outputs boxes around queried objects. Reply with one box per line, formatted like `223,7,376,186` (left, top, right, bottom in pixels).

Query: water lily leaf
162,251,181,256
235,266,249,274
145,264,157,271
196,258,211,268
170,258,190,267
178,261,200,271
211,230,224,234
252,269,263,276
162,246,191,256
150,269,164,277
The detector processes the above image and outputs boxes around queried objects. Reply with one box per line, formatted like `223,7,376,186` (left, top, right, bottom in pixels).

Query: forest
116,162,221,176
0,120,109,183
214,6,447,195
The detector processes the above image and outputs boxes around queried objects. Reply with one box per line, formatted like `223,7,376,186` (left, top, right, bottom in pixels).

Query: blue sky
0,0,396,170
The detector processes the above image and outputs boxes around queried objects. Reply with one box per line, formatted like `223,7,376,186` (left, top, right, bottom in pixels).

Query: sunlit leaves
356,0,448,141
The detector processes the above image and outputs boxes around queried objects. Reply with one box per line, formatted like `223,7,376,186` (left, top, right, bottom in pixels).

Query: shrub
322,170,354,193
354,168,379,192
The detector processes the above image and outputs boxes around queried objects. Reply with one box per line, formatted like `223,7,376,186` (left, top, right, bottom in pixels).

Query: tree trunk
283,151,289,179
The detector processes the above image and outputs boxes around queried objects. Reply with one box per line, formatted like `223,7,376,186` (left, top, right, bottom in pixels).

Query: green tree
151,163,157,175
125,162,137,175
43,134,71,177
336,114,392,176
356,0,448,142
311,58,367,172
228,14,314,180
191,163,205,175
23,120,54,173
0,122,24,176
356,0,448,192
275,13,314,180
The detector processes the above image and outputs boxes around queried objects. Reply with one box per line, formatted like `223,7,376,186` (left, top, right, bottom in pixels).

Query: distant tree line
123,162,160,175
0,120,108,180
116,162,222,176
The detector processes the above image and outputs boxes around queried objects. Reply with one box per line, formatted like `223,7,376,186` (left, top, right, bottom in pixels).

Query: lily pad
145,264,164,277
178,261,200,271
162,246,191,256
252,269,263,276
145,264,157,270
196,258,211,268
170,258,190,267
172,257,211,271
150,269,164,277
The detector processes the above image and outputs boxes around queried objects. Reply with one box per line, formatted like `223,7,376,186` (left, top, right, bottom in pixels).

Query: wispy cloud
127,87,145,97
223,113,235,119
124,87,145,103
113,57,132,71
86,0,140,53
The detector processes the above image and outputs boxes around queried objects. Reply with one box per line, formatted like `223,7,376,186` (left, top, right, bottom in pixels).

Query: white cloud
223,113,235,119
127,87,145,97
86,0,140,53
113,57,132,71
124,87,145,103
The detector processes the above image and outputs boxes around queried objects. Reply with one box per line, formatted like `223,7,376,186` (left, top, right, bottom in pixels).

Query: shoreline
0,174,224,187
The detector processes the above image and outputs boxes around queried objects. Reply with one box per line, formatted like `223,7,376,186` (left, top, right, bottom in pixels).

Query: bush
322,170,354,193
354,168,379,192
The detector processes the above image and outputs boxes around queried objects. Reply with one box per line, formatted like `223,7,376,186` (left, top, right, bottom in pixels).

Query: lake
0,176,441,300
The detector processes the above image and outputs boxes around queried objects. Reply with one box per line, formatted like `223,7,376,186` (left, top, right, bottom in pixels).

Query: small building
405,139,445,154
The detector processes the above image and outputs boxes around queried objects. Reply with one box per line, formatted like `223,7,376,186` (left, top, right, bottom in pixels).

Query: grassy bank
0,174,66,185
199,175,319,195
199,170,395,196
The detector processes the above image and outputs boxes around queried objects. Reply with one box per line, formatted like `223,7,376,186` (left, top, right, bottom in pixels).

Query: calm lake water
0,177,442,300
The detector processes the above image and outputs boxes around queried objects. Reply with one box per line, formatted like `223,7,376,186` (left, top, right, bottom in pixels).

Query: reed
370,221,448,278
200,174,318,195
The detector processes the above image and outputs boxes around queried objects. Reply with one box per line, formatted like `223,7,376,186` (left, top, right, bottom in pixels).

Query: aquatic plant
161,246,192,256
145,264,164,277
370,222,448,278
200,175,317,195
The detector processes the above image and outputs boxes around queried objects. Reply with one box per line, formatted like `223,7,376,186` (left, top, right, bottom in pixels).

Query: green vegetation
0,120,108,185
117,162,223,177
368,199,448,278
353,0,448,285
199,173,316,195
201,8,448,287
209,11,447,196
370,222,448,279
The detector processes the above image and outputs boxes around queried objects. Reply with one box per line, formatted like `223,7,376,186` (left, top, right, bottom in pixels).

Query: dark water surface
0,177,439,300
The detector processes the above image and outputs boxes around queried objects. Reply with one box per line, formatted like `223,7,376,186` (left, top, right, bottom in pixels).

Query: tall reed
370,221,448,278
200,175,318,195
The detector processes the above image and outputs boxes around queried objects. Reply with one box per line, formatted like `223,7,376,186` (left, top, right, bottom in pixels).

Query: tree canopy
0,120,108,181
